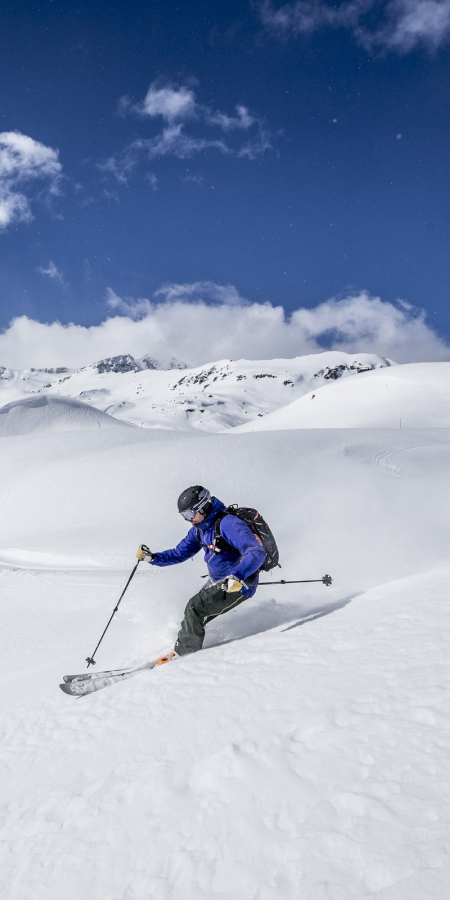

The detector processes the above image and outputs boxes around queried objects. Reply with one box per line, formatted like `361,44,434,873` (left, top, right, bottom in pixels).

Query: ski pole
85,545,151,668
258,574,333,587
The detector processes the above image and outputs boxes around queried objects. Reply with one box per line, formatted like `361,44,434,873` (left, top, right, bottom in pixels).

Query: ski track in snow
0,423,449,898
343,437,450,481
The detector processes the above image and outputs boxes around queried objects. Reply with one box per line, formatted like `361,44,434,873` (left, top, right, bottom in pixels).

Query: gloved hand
136,544,154,561
222,576,245,593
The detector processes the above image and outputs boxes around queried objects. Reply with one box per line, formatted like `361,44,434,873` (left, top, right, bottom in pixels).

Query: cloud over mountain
0,287,448,369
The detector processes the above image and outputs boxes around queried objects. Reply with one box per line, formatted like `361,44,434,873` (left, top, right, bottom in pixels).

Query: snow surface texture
0,351,391,432
0,394,131,436
235,362,450,431
0,357,449,899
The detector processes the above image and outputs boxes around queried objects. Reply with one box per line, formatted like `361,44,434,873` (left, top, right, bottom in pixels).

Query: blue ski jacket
151,497,266,598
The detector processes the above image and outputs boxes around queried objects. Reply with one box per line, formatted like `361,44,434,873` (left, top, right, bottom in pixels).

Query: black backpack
213,505,280,572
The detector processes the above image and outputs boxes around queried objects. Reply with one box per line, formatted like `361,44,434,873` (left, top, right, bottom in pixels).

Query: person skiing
136,486,267,664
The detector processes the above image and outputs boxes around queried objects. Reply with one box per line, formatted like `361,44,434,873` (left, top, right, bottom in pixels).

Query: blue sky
1,0,450,367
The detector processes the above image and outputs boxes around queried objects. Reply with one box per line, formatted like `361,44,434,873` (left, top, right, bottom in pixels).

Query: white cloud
103,82,271,180
37,261,65,286
0,286,448,369
206,105,256,131
147,173,158,191
259,0,450,53
259,0,364,34
0,132,62,230
153,281,250,306
105,287,151,319
105,282,247,318
140,126,230,160
99,154,133,184
367,0,450,52
238,128,273,160
132,82,257,132
134,84,197,121
0,191,31,229
101,130,229,182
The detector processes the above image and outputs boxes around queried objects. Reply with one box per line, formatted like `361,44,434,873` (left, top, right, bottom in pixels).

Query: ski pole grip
136,544,152,561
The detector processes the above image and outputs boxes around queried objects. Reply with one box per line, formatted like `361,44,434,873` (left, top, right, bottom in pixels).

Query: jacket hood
196,496,226,531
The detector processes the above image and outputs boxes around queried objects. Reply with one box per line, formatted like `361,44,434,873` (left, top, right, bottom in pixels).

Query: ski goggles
179,491,211,521
179,507,200,521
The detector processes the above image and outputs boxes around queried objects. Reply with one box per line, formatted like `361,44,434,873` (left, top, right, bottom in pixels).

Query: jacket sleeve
219,515,267,582
151,527,202,567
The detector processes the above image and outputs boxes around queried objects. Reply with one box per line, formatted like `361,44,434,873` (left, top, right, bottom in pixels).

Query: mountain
0,351,392,431
89,353,187,373
234,361,450,431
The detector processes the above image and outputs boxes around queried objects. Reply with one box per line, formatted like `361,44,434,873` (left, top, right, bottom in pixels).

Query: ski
60,670,143,697
60,659,162,696
63,660,155,684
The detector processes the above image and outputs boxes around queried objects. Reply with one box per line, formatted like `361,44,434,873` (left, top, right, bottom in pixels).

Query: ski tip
59,683,78,697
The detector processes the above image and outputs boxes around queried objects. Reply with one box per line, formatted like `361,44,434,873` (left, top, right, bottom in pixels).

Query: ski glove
222,576,246,593
136,544,154,561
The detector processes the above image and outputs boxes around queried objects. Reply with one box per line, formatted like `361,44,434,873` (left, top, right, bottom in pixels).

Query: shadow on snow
204,594,355,650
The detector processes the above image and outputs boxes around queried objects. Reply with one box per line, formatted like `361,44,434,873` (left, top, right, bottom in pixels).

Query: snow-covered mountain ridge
0,351,392,431
236,361,450,431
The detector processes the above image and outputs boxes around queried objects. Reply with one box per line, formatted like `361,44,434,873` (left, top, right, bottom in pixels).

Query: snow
0,394,131,436
234,362,450,431
0,351,392,432
0,356,449,899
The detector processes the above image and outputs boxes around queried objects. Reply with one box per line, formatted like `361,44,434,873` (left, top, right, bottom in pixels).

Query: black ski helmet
177,485,212,520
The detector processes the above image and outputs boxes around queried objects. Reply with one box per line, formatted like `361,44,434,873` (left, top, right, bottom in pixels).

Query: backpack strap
197,507,237,554
213,509,231,552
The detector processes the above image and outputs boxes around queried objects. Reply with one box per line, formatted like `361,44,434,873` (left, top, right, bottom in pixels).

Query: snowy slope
0,351,391,431
0,394,131,437
235,361,450,431
0,412,450,898
2,565,448,900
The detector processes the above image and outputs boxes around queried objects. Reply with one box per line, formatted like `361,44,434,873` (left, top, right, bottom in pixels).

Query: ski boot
155,651,178,667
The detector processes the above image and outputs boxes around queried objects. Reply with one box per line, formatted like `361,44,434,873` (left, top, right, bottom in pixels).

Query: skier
136,486,267,664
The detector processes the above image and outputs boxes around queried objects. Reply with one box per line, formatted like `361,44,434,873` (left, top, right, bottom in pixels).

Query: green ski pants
174,581,246,656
